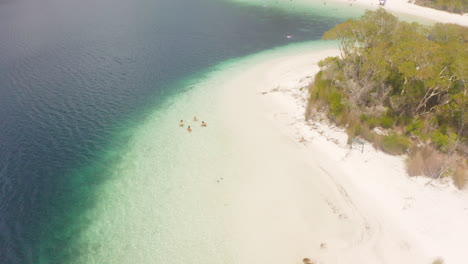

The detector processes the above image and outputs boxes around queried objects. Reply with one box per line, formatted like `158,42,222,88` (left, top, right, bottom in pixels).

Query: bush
318,56,340,68
367,117,380,129
328,92,344,117
380,116,395,129
415,0,466,14
431,130,457,152
382,133,411,155
359,125,374,142
346,122,362,144
310,71,333,103
406,119,424,136
359,114,368,122
354,123,362,136
396,115,412,126
307,72,336,119
336,108,351,126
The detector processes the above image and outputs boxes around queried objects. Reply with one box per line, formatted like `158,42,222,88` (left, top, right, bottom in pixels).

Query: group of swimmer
179,116,207,132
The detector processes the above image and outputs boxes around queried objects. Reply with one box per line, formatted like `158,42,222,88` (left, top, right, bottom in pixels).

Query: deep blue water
0,0,348,263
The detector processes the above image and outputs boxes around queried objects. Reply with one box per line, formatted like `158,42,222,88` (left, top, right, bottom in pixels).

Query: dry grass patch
359,124,374,142
408,146,467,189
454,162,467,189
432,257,444,264
422,146,445,177
406,146,445,177
407,150,425,176
371,134,384,150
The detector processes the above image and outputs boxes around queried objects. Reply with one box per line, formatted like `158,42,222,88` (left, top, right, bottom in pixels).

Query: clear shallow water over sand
75,41,345,264
230,0,365,17
230,0,437,24
64,2,462,264
0,0,362,263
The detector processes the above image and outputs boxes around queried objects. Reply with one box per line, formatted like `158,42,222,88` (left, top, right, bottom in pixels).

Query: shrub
382,133,411,154
359,125,374,142
328,92,344,117
434,132,445,144
431,130,457,152
432,257,444,264
318,56,340,68
406,119,424,136
354,123,362,136
367,117,380,129
336,107,350,126
346,122,361,144
310,71,333,103
343,111,360,129
307,72,335,119
396,115,412,126
380,115,395,129
359,114,368,122
415,0,466,14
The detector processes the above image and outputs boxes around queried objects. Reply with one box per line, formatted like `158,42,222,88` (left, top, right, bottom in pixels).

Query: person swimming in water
201,121,207,127
193,116,198,121
187,126,192,132
179,120,184,127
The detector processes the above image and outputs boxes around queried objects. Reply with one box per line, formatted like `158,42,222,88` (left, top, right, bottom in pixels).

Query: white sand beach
329,0,468,26
75,3,468,264
340,0,468,26
77,42,467,264
213,43,468,264
231,0,468,26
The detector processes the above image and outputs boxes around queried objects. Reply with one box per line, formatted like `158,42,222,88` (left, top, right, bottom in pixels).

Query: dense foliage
308,9,467,184
414,0,467,14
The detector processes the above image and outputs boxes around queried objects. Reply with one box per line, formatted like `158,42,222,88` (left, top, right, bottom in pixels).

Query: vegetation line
306,9,467,188
413,0,467,14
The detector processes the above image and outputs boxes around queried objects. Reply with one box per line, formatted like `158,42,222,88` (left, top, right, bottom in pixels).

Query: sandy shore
230,0,468,26
213,43,468,264
215,3,468,262
332,0,468,26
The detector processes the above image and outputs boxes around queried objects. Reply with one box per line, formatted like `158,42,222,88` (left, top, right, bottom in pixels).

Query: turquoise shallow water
0,0,363,263
0,0,358,264
74,41,338,264
65,2,448,263
0,0,438,261
229,0,436,24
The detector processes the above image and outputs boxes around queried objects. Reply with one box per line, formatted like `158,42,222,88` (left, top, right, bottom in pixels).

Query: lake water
0,0,364,263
